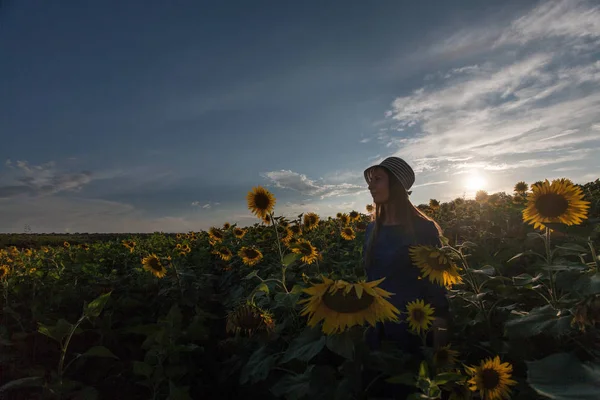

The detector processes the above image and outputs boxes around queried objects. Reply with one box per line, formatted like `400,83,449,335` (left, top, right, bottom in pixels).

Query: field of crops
1,178,599,400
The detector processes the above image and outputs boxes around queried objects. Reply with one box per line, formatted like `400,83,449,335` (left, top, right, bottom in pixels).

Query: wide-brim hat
364,157,415,195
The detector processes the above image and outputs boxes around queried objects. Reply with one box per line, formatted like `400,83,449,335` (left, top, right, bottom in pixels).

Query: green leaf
573,272,600,296
280,326,326,364
253,282,269,296
37,319,74,343
505,305,573,338
84,292,112,318
418,361,429,379
132,361,153,378
325,330,357,360
81,346,119,359
386,372,415,386
527,352,600,399
240,346,279,385
243,270,259,280
434,372,465,385
283,252,301,267
164,304,183,331
556,244,588,253
271,365,314,400
472,265,496,276
168,381,192,400
513,273,543,286
0,376,44,393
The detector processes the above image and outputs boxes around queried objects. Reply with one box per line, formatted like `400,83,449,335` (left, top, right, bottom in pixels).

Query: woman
362,157,449,398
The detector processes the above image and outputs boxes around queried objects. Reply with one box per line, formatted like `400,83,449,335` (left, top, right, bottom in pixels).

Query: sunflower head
429,199,440,210
409,245,463,287
405,299,436,335
262,214,272,225
0,265,10,279
466,356,517,400
290,239,319,264
233,227,246,239
122,240,136,253
433,344,460,368
180,244,191,254
141,253,167,278
298,276,400,334
63,241,70,248
523,179,590,231
238,246,263,266
303,212,320,231
475,190,489,203
366,204,374,213
226,302,275,337
212,246,233,261
223,222,231,230
514,181,528,194
208,227,224,242
290,224,302,235
355,221,368,232
349,211,360,221
247,186,276,219
80,244,90,251
340,227,356,241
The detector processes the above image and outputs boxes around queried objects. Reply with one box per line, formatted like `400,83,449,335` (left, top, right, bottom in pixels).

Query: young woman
362,157,450,397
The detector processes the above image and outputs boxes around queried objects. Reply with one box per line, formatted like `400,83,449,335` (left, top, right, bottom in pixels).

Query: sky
1,0,599,233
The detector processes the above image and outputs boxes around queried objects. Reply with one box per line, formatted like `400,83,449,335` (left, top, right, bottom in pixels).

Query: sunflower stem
588,238,600,272
545,227,558,306
270,212,289,293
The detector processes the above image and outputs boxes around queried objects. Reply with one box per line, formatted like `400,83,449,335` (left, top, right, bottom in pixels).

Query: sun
465,173,487,191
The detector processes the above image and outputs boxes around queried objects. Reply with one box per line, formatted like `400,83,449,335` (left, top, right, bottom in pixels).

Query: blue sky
1,0,599,233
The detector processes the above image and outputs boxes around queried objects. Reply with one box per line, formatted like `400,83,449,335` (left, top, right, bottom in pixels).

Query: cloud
261,170,366,199
0,160,92,198
412,181,449,188
383,0,600,173
191,200,220,209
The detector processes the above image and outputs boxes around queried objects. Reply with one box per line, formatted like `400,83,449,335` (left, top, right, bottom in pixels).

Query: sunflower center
428,255,450,272
148,258,161,271
535,193,569,218
299,244,313,256
481,368,500,390
411,309,426,323
254,194,271,210
322,289,375,313
246,249,259,259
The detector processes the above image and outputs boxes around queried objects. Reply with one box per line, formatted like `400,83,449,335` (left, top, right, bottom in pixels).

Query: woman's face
368,167,390,204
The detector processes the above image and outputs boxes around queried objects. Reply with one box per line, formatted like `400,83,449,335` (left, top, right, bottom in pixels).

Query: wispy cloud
191,200,220,209
412,181,450,188
0,160,92,198
261,170,366,199
383,0,600,177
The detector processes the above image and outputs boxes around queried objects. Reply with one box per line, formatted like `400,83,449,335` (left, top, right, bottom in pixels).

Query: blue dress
363,218,449,352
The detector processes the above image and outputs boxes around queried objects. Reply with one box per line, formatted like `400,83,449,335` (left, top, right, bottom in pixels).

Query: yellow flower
208,227,224,243
212,246,233,261
180,244,191,254
141,254,167,278
223,222,231,230
176,243,182,249
523,179,590,231
290,239,319,265
303,212,320,231
233,227,246,239
63,241,70,248
514,181,528,194
226,301,274,337
348,211,360,221
280,227,294,245
466,356,517,400
338,213,350,226
24,249,33,257
429,199,440,210
409,245,463,287
298,276,400,335
433,344,460,368
262,214,272,225
366,204,374,213
0,265,10,279
290,225,302,235
247,186,276,219
122,240,136,253
405,299,436,334
340,227,356,241
238,247,263,267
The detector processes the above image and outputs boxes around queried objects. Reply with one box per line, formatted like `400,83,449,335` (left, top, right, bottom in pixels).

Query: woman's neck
382,205,406,225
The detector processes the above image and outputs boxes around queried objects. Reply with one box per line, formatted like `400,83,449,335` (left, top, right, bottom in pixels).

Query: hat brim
364,165,410,193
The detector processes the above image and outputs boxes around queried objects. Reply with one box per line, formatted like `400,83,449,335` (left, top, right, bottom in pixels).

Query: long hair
364,166,443,270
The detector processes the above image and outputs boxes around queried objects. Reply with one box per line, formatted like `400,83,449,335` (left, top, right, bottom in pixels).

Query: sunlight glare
465,174,487,191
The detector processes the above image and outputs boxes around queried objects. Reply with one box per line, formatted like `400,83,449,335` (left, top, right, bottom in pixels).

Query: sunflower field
1,178,599,400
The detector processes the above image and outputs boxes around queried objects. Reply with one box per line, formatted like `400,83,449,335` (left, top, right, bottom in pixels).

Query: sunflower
349,211,360,221
247,186,276,219
280,227,294,245
176,233,182,240
299,276,400,335
233,227,246,239
290,225,302,235
355,221,368,232
262,214,272,225
141,254,167,278
429,199,440,210
226,301,275,336
238,247,263,266
336,212,343,218
24,248,33,257
290,239,319,265
340,227,356,241
405,299,436,334
366,204,374,213
212,246,233,261
466,356,517,400
303,212,320,231
122,240,136,253
176,243,182,250
63,241,70,248
180,244,191,254
514,181,528,194
409,245,463,287
208,227,224,243
522,179,590,230
433,344,460,368
80,244,89,251
0,265,10,279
